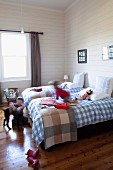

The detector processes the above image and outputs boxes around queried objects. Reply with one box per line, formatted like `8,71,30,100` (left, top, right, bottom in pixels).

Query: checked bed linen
41,107,77,149
28,97,113,148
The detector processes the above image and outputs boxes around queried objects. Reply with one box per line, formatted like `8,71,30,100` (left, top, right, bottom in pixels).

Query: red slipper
25,149,39,158
27,156,39,168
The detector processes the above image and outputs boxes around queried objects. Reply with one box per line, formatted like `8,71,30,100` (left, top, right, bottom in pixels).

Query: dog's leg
3,108,11,130
6,124,11,130
3,109,7,126
6,116,11,130
3,118,6,126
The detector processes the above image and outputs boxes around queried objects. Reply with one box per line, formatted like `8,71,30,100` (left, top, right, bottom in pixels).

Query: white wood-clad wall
65,0,113,88
0,2,65,95
1,0,113,96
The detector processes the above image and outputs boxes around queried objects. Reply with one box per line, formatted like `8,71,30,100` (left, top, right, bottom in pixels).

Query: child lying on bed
77,89,93,100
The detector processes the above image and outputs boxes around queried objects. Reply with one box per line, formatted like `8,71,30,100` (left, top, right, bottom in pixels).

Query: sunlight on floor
8,130,17,140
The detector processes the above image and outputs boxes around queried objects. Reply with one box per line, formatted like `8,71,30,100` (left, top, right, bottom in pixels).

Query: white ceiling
0,0,77,11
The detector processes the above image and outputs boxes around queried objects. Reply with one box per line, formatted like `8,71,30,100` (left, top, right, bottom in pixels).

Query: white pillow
73,72,84,87
90,92,109,101
95,76,113,97
67,82,80,89
61,82,72,88
61,82,83,89
29,91,46,100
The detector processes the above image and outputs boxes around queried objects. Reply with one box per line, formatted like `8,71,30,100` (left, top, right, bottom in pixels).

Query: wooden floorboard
0,109,113,170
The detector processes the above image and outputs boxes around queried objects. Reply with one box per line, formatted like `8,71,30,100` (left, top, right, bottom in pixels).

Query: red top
56,88,70,100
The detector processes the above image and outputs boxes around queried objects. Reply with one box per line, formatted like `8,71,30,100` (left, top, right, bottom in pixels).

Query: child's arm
56,91,59,100
86,95,91,100
77,93,88,100
9,102,17,112
77,96,85,100
17,104,24,111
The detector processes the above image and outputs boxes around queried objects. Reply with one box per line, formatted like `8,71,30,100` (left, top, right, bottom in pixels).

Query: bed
22,72,85,108
22,75,113,149
22,84,82,108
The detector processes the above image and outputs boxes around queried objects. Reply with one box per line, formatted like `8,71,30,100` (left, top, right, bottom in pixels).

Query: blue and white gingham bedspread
22,85,56,108
28,92,113,146
22,86,83,108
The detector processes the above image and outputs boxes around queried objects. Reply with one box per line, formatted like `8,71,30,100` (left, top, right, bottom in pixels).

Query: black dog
3,108,11,130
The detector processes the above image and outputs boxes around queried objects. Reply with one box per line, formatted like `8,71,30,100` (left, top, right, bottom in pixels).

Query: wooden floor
0,109,113,170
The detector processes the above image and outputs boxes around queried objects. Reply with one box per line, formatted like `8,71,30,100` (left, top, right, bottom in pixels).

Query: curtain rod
0,29,43,34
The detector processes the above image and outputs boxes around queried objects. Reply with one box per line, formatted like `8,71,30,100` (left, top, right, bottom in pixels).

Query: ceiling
0,0,77,11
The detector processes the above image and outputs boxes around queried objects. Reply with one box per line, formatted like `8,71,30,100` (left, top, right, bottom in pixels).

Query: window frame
0,32,31,82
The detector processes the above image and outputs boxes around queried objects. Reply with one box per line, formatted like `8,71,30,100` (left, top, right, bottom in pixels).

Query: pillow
73,72,84,87
61,82,72,88
90,92,109,101
67,83,79,89
29,91,46,100
61,82,82,89
95,76,113,97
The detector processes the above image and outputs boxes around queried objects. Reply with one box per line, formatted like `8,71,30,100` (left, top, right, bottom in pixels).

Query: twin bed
22,75,113,149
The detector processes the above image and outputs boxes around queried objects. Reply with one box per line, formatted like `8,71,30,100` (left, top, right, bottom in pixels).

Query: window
0,32,31,81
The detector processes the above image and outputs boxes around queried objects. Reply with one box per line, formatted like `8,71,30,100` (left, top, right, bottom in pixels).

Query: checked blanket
40,107,77,149
22,86,56,108
28,94,113,148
